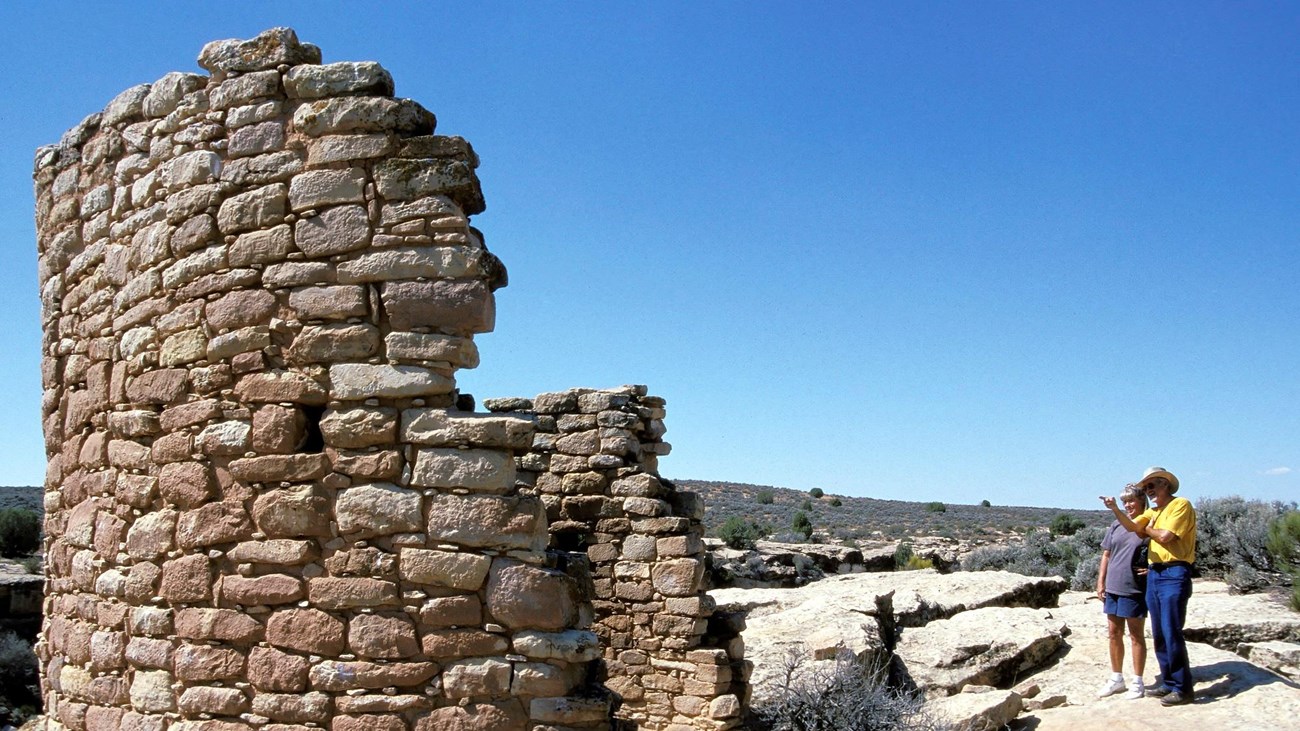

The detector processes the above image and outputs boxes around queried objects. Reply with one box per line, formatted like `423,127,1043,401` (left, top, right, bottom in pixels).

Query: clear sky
0,2,1296,510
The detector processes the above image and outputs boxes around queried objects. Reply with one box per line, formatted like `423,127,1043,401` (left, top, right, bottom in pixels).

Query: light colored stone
294,203,371,256
329,363,454,400
399,548,491,590
336,245,480,282
384,331,479,367
335,482,422,538
285,61,394,99
411,447,515,493
401,409,531,449
289,168,366,211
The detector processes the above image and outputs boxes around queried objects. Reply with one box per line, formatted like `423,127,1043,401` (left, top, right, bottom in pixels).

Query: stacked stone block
485,388,749,731
34,28,612,731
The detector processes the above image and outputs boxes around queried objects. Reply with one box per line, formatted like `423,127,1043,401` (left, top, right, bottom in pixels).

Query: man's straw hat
1138,466,1180,495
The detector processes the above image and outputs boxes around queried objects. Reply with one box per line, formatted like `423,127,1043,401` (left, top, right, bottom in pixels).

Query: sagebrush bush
809,487,824,498
0,631,39,724
924,502,946,513
1050,513,1086,537
1197,496,1295,591
0,508,40,557
893,543,914,569
717,516,768,550
757,489,775,505
752,649,943,731
1266,510,1300,571
961,527,1104,587
792,511,813,541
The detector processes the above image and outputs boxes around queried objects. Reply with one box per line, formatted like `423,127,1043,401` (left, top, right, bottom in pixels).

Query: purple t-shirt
1101,520,1148,597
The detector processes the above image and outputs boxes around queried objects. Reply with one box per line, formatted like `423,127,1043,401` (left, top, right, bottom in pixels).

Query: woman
1096,483,1149,699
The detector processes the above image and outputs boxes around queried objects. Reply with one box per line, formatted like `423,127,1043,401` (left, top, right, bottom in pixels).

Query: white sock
1111,672,1124,681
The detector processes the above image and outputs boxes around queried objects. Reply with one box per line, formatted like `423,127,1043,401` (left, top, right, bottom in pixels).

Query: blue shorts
1104,592,1147,618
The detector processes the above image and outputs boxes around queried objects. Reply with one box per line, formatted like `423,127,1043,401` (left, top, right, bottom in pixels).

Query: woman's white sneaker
1123,679,1145,699
1097,677,1126,698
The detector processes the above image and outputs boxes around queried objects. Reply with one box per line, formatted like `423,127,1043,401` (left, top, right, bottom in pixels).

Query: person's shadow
1190,658,1299,702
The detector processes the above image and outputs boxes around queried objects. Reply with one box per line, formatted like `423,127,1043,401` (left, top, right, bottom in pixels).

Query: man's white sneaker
1097,677,1126,698
1123,681,1145,699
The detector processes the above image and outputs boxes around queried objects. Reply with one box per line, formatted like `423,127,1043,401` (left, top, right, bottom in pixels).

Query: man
1100,466,1197,706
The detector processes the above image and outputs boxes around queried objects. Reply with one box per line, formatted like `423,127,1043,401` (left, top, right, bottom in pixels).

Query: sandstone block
411,447,515,493
485,560,579,631
529,697,610,725
176,500,254,549
511,663,578,697
252,484,332,537
348,613,419,659
125,508,177,560
175,606,263,639
125,636,174,669
651,558,705,597
443,657,512,699
229,224,293,266
329,447,402,480
230,453,329,483
285,61,394,99
307,133,394,166
235,370,328,405
226,539,318,565
206,290,278,332
125,368,188,404
159,554,212,603
333,715,407,731
143,71,206,118
307,577,400,610
248,645,310,692
401,409,532,449
335,482,422,538
108,409,161,438
373,157,483,214
419,594,483,628
219,573,304,606
292,96,434,137
329,363,454,400
178,686,249,716
251,404,305,453
90,629,126,671
129,606,173,636
319,405,397,448
172,642,244,681
288,284,367,320
286,322,381,364
266,608,346,656
309,660,438,691
251,691,331,724
294,203,370,257
158,462,213,508
425,493,547,551
421,629,508,659
217,183,287,235
196,420,252,455
289,168,366,211
208,69,281,109
336,245,480,282
399,548,491,590
159,399,223,431
198,28,321,73
380,279,494,335
384,331,478,367
170,213,218,256
228,120,286,158
129,670,176,713
413,702,527,731
107,439,151,470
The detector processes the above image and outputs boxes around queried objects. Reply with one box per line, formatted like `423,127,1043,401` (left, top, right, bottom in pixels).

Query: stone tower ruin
33,28,747,731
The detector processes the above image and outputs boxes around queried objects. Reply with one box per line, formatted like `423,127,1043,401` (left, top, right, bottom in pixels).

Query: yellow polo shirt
1136,497,1197,564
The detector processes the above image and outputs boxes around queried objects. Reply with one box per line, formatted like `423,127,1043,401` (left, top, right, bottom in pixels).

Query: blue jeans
1147,564,1194,693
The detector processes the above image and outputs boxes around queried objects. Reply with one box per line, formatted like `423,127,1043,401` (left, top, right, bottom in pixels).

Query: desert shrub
809,487,824,498
0,508,40,557
924,501,946,513
893,543,914,569
1050,514,1087,537
800,499,813,511
1072,552,1103,591
961,527,1104,584
1197,496,1295,591
830,497,843,507
718,516,768,550
0,631,39,724
757,489,775,505
752,649,942,731
792,511,813,541
19,556,41,574
904,555,933,571
1266,510,1300,571
980,499,992,507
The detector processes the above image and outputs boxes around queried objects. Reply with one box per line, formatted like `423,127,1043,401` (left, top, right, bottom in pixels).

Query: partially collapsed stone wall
485,388,749,729
32,27,618,731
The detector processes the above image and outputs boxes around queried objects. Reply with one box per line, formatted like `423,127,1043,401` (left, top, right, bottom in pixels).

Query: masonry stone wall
32,28,618,731
485,388,749,730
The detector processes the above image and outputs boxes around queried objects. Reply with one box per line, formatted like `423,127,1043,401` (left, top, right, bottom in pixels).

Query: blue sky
1,3,1296,509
